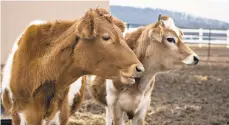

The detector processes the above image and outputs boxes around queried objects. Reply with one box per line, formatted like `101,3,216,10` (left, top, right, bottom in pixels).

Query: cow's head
74,8,144,84
135,15,199,70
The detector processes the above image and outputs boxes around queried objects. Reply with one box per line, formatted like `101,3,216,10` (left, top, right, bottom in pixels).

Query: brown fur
159,15,170,20
113,17,126,33
88,16,199,125
88,76,107,105
70,76,86,114
125,26,145,50
2,8,143,125
12,113,21,125
2,89,13,114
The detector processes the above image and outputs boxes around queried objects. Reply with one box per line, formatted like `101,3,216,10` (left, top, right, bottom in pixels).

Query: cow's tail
1,88,13,115
70,76,86,115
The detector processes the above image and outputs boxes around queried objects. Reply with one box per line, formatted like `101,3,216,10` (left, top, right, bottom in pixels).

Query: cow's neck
135,39,167,93
40,21,86,90
136,54,162,93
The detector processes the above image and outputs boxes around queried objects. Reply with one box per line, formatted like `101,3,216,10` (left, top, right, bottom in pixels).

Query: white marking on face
182,53,199,65
68,77,82,106
162,18,180,36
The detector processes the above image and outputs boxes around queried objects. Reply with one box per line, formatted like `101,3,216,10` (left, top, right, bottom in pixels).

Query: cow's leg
59,102,70,125
105,107,113,125
112,105,125,125
59,89,70,125
132,116,145,125
132,102,149,125
23,98,45,125
132,109,146,125
23,110,43,125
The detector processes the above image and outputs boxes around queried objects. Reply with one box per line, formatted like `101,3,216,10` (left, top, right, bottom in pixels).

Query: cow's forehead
162,17,180,36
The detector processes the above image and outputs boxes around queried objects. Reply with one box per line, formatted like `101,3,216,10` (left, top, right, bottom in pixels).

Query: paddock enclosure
1,1,229,125
2,47,227,124
66,46,229,125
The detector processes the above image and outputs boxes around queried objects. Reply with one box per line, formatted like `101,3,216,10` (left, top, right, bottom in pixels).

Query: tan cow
87,15,199,125
1,8,144,125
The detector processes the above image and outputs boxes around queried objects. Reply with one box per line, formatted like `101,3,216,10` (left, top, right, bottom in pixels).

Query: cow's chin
120,74,135,84
167,60,191,71
107,72,135,84
159,60,183,71
119,71,136,84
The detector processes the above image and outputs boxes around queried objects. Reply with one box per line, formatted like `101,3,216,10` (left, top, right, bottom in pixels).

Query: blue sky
110,0,229,22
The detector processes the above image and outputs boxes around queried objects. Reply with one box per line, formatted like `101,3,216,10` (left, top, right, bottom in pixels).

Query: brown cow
87,15,199,125
1,8,144,125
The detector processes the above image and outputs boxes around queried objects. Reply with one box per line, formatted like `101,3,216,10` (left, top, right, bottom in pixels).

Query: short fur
70,76,86,115
1,8,143,125
87,16,199,125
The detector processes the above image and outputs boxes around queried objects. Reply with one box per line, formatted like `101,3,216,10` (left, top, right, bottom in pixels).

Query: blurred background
1,0,229,64
1,0,229,125
109,0,229,64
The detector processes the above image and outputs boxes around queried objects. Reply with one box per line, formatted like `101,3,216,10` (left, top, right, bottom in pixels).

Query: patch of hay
68,112,105,125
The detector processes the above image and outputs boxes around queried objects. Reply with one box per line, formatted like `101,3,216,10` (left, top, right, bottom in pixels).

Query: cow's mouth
120,72,135,84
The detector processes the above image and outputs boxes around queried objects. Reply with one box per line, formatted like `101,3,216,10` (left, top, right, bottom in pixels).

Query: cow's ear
113,17,126,33
148,22,164,42
177,27,184,37
125,27,145,50
78,9,96,39
148,14,164,42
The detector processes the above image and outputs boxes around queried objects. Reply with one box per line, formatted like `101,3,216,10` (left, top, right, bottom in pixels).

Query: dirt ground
1,47,229,125
68,47,229,125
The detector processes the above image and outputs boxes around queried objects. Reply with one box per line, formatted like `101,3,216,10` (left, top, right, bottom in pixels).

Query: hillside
110,6,229,29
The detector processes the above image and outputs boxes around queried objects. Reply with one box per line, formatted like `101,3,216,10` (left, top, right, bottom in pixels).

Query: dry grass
70,63,229,125
69,46,229,125
1,47,229,124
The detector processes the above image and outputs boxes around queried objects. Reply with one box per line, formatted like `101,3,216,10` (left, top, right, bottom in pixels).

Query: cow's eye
167,38,175,43
102,33,110,41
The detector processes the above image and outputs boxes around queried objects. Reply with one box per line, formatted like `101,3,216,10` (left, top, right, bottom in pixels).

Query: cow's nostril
136,65,145,73
193,56,199,65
